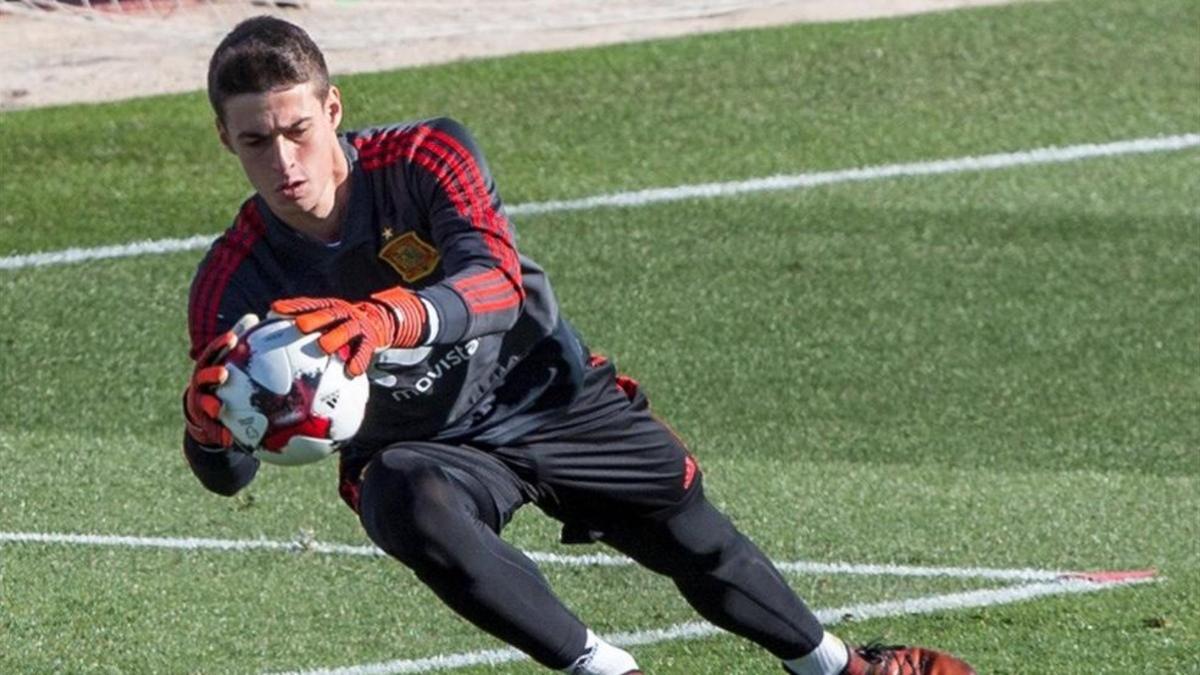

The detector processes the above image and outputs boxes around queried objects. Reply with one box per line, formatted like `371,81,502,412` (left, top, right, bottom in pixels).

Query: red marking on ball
262,415,333,452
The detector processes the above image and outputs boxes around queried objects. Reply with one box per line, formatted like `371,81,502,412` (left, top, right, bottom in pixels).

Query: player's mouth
277,179,307,200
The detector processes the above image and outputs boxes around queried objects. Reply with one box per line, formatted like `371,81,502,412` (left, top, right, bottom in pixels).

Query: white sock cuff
783,631,849,675
564,630,639,675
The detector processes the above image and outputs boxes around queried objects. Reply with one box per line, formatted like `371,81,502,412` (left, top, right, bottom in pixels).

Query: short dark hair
207,16,330,120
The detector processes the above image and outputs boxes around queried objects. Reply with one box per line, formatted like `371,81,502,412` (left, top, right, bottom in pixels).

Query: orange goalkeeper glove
271,287,427,377
183,314,260,448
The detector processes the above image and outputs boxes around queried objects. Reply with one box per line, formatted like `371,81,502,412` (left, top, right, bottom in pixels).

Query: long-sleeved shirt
183,117,586,495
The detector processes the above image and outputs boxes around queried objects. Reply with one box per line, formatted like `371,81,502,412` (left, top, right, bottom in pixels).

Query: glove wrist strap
371,286,428,348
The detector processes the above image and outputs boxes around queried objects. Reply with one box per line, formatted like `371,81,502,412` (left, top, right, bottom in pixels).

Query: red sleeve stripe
356,130,486,257
354,127,419,171
353,126,524,313
454,267,507,291
188,201,265,358
453,268,521,313
425,129,490,221
391,145,522,315
462,296,522,315
356,127,489,227
459,289,521,314
425,128,523,284
404,147,521,315
356,127,517,273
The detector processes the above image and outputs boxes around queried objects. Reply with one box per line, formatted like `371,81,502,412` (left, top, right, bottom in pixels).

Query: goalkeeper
183,16,975,675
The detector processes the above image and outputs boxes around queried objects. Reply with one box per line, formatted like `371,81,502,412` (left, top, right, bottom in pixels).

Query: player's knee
664,497,774,591
609,490,745,577
358,447,469,570
662,494,759,577
674,497,742,558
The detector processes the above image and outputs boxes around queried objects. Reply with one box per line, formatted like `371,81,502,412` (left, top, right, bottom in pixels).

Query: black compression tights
597,496,825,660
357,451,824,669
358,450,588,669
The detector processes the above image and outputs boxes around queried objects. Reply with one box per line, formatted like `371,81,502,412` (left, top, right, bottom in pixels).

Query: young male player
183,16,976,675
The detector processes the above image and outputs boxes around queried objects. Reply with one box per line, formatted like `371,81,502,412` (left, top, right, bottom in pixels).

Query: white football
216,318,369,466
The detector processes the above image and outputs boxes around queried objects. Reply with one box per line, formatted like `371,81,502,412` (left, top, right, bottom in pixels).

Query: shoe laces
853,643,928,675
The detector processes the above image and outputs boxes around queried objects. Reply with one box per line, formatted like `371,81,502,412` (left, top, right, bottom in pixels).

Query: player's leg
498,358,829,665
351,442,618,671
505,357,973,674
595,489,854,674
537,435,832,666
598,488,825,652
596,471,975,675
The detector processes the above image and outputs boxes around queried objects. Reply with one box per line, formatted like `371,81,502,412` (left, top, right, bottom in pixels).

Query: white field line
270,577,1157,675
1,530,1156,674
0,233,218,271
2,133,1197,272
508,133,1200,215
0,530,1066,582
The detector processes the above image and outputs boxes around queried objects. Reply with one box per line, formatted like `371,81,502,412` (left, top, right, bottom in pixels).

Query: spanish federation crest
379,231,440,282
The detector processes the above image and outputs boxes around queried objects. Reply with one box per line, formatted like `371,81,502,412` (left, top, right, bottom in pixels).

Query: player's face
217,82,346,230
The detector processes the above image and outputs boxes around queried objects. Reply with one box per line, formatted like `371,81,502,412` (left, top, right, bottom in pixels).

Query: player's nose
269,136,296,171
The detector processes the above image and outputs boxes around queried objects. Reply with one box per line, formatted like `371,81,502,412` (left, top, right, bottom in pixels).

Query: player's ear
216,117,234,153
325,85,343,129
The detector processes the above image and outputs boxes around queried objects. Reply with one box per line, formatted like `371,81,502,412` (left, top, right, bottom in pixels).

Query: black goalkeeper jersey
184,118,586,491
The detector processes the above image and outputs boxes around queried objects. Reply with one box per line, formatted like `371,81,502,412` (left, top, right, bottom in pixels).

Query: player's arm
182,432,259,496
273,118,524,376
401,117,525,342
183,292,262,496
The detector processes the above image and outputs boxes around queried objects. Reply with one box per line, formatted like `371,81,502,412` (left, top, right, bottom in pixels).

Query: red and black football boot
842,644,976,675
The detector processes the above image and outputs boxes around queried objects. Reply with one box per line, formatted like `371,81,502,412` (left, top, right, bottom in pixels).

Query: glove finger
294,306,354,334
272,296,339,316
347,347,371,378
194,365,228,388
230,313,260,337
317,321,361,354
197,417,232,448
186,417,221,448
197,330,237,366
198,392,223,420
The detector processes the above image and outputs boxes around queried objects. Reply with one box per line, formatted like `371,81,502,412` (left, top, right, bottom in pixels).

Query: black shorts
338,356,703,541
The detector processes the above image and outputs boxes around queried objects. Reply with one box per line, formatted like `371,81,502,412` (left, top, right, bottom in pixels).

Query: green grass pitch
1,0,1198,672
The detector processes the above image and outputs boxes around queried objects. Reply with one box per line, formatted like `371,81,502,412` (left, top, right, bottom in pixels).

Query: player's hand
271,288,426,377
184,314,260,448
